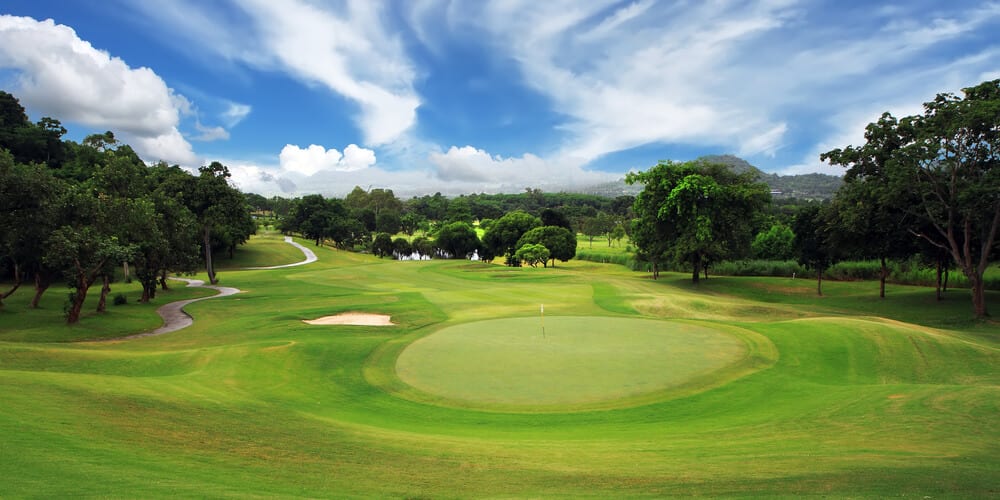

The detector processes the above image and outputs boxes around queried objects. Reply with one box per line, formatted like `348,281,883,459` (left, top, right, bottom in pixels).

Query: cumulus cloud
279,143,376,176
126,0,420,146
429,145,615,189
0,15,198,165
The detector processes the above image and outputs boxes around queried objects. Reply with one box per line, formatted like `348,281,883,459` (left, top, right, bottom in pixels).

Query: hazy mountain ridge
575,155,843,199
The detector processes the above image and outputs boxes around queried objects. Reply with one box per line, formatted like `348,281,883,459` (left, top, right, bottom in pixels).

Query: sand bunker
303,312,394,326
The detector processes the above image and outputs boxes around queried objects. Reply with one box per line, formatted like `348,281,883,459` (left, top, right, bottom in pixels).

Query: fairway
396,316,747,409
1,234,997,498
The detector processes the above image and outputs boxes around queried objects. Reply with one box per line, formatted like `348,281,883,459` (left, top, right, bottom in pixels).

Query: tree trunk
652,261,659,280
66,269,96,325
159,269,170,291
935,259,943,301
817,268,824,296
691,253,701,284
0,262,21,307
879,256,888,299
96,274,111,313
943,267,949,292
122,261,129,282
203,226,217,284
970,274,988,317
29,268,55,308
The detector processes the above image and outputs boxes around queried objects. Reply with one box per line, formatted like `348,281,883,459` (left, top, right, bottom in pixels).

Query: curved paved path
118,236,315,340
243,236,317,269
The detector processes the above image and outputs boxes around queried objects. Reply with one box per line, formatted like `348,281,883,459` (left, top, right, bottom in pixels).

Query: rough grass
0,235,997,498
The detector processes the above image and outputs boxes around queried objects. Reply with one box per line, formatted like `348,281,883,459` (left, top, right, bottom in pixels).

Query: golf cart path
121,236,315,340
243,236,317,269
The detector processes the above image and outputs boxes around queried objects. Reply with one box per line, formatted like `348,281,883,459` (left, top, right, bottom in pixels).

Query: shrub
113,293,128,306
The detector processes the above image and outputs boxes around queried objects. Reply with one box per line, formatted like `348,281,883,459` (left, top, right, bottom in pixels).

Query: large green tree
166,161,254,284
0,150,65,308
434,221,480,259
902,80,1000,317
516,226,576,267
482,210,541,266
825,80,1000,317
823,112,918,298
627,160,770,282
43,186,137,323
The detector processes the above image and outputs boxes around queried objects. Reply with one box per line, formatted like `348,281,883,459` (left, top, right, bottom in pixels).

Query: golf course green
0,232,997,498
396,316,754,409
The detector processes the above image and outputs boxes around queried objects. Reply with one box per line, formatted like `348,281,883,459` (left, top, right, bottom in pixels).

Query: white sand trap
303,312,394,326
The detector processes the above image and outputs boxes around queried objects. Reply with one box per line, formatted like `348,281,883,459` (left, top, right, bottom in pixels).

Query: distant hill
575,155,842,200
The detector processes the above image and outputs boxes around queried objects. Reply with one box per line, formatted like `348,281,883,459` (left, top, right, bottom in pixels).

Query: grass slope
0,235,997,498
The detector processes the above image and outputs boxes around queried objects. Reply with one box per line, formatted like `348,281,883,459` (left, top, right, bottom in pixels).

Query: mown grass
0,235,997,497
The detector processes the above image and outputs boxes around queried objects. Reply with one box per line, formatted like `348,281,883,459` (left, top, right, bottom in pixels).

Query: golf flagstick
541,304,545,338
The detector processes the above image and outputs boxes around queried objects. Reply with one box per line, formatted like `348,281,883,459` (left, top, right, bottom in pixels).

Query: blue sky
1,1,998,197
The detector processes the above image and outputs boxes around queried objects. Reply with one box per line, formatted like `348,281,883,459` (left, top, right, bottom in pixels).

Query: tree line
626,80,999,318
0,91,255,323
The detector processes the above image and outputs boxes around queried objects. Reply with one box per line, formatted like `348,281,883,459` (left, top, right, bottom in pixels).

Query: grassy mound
395,316,758,410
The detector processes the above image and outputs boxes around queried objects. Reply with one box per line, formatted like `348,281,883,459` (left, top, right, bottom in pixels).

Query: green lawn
0,235,997,498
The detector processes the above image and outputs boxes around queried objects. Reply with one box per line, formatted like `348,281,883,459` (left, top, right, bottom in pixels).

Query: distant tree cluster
268,181,631,265
0,91,255,323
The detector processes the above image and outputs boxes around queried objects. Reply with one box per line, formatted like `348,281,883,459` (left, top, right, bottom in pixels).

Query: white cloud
0,15,198,165
429,145,615,188
279,143,376,176
419,1,1000,173
192,122,230,142
221,102,251,127
128,0,420,146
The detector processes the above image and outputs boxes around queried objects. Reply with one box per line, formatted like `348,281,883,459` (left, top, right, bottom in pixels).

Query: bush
710,260,806,277
113,293,128,306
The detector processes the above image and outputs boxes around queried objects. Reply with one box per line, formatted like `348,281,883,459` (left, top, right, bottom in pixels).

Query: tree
610,224,626,247
43,186,137,323
0,150,65,308
434,221,480,258
372,233,394,258
580,213,613,248
825,80,1000,317
132,194,199,303
823,112,918,298
482,210,541,266
792,204,836,296
287,194,336,246
392,237,413,259
411,236,434,258
517,226,576,267
169,161,253,284
400,212,426,236
901,80,1000,317
446,197,475,224
751,223,796,261
376,211,402,235
515,244,549,268
540,208,573,232
627,160,770,282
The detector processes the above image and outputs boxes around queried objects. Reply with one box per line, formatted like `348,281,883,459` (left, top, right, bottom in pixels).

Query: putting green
395,316,749,409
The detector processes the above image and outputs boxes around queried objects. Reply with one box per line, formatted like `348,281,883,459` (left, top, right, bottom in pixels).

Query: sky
0,1,998,197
